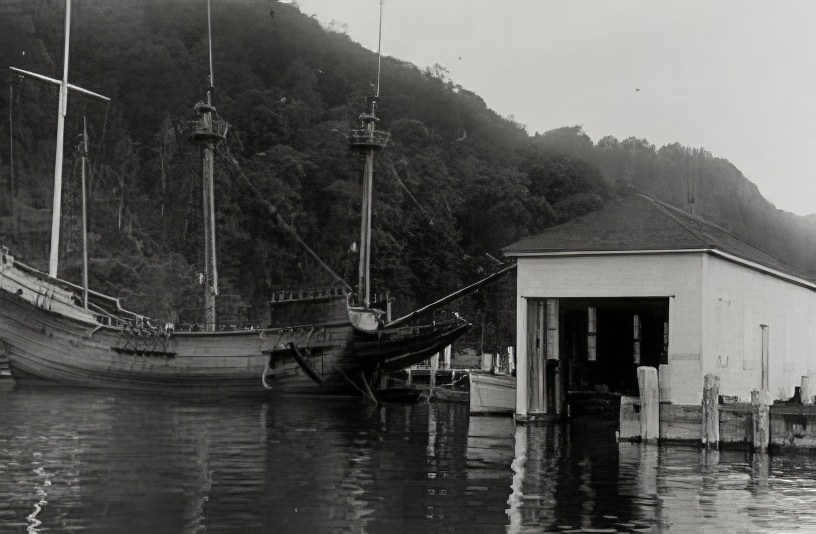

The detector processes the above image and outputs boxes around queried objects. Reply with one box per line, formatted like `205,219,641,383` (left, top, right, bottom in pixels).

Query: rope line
387,159,501,268
215,149,352,292
96,99,110,151
375,0,383,97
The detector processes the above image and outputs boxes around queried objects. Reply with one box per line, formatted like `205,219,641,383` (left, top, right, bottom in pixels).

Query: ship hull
0,287,342,394
0,260,469,396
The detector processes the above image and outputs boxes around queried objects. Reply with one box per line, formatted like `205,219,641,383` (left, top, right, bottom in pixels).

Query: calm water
2,382,816,533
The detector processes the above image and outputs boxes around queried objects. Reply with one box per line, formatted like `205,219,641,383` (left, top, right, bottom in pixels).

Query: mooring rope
216,150,353,292
387,159,502,268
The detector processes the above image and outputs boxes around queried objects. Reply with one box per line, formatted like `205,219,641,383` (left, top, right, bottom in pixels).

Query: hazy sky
293,0,816,216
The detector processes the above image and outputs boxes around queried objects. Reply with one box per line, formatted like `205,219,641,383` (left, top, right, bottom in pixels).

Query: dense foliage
0,0,814,351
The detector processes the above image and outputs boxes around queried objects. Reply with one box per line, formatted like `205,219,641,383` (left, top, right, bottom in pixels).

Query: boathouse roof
503,192,812,285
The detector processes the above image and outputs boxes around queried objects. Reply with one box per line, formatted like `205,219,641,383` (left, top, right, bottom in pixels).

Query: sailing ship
0,0,474,396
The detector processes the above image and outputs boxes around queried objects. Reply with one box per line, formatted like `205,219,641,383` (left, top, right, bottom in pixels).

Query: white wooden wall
702,254,816,402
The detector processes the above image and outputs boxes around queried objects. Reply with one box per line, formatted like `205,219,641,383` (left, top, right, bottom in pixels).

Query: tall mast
9,0,109,278
80,116,89,308
49,0,72,278
8,83,14,223
348,0,388,308
191,0,227,331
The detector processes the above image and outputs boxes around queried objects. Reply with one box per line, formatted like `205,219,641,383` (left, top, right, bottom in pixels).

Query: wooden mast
191,0,227,331
48,0,72,278
358,105,375,307
80,116,89,309
8,83,14,224
9,0,109,279
348,0,388,308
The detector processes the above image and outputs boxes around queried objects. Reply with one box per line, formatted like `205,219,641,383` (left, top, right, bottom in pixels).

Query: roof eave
504,248,711,258
709,249,816,291
504,248,816,291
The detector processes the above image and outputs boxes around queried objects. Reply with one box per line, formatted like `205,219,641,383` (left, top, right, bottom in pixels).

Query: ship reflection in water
2,384,816,533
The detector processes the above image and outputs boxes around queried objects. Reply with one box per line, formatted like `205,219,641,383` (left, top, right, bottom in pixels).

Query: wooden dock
618,369,816,451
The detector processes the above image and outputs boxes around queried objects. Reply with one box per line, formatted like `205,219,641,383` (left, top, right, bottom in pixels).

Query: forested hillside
0,0,813,351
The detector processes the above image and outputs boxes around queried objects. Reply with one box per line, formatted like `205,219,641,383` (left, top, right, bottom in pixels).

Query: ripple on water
3,387,816,532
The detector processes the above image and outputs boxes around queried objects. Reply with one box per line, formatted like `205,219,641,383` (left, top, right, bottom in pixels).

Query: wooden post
760,325,769,391
481,352,492,371
553,361,563,416
658,364,670,403
702,374,720,449
537,301,546,412
637,366,659,442
526,301,536,412
587,306,597,362
546,299,559,361
633,314,641,365
751,389,769,453
546,299,559,415
802,375,812,405
526,300,545,414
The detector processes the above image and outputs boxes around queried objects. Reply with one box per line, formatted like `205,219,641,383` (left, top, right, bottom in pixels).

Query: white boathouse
504,193,816,418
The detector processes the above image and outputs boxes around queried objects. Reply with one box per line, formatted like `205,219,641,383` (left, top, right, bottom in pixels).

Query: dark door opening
560,297,668,412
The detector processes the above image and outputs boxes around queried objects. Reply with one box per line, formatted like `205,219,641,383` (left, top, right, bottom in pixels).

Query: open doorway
527,297,669,417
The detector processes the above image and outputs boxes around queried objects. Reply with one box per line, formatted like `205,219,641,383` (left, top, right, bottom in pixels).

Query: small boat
0,0,473,396
469,371,517,414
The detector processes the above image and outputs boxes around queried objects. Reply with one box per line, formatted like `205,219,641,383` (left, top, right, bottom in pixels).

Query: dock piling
637,366,659,442
802,375,813,405
702,374,720,449
751,389,769,453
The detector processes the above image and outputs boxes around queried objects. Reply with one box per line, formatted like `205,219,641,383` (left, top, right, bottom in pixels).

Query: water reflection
0,386,512,533
508,420,816,533
3,385,816,532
